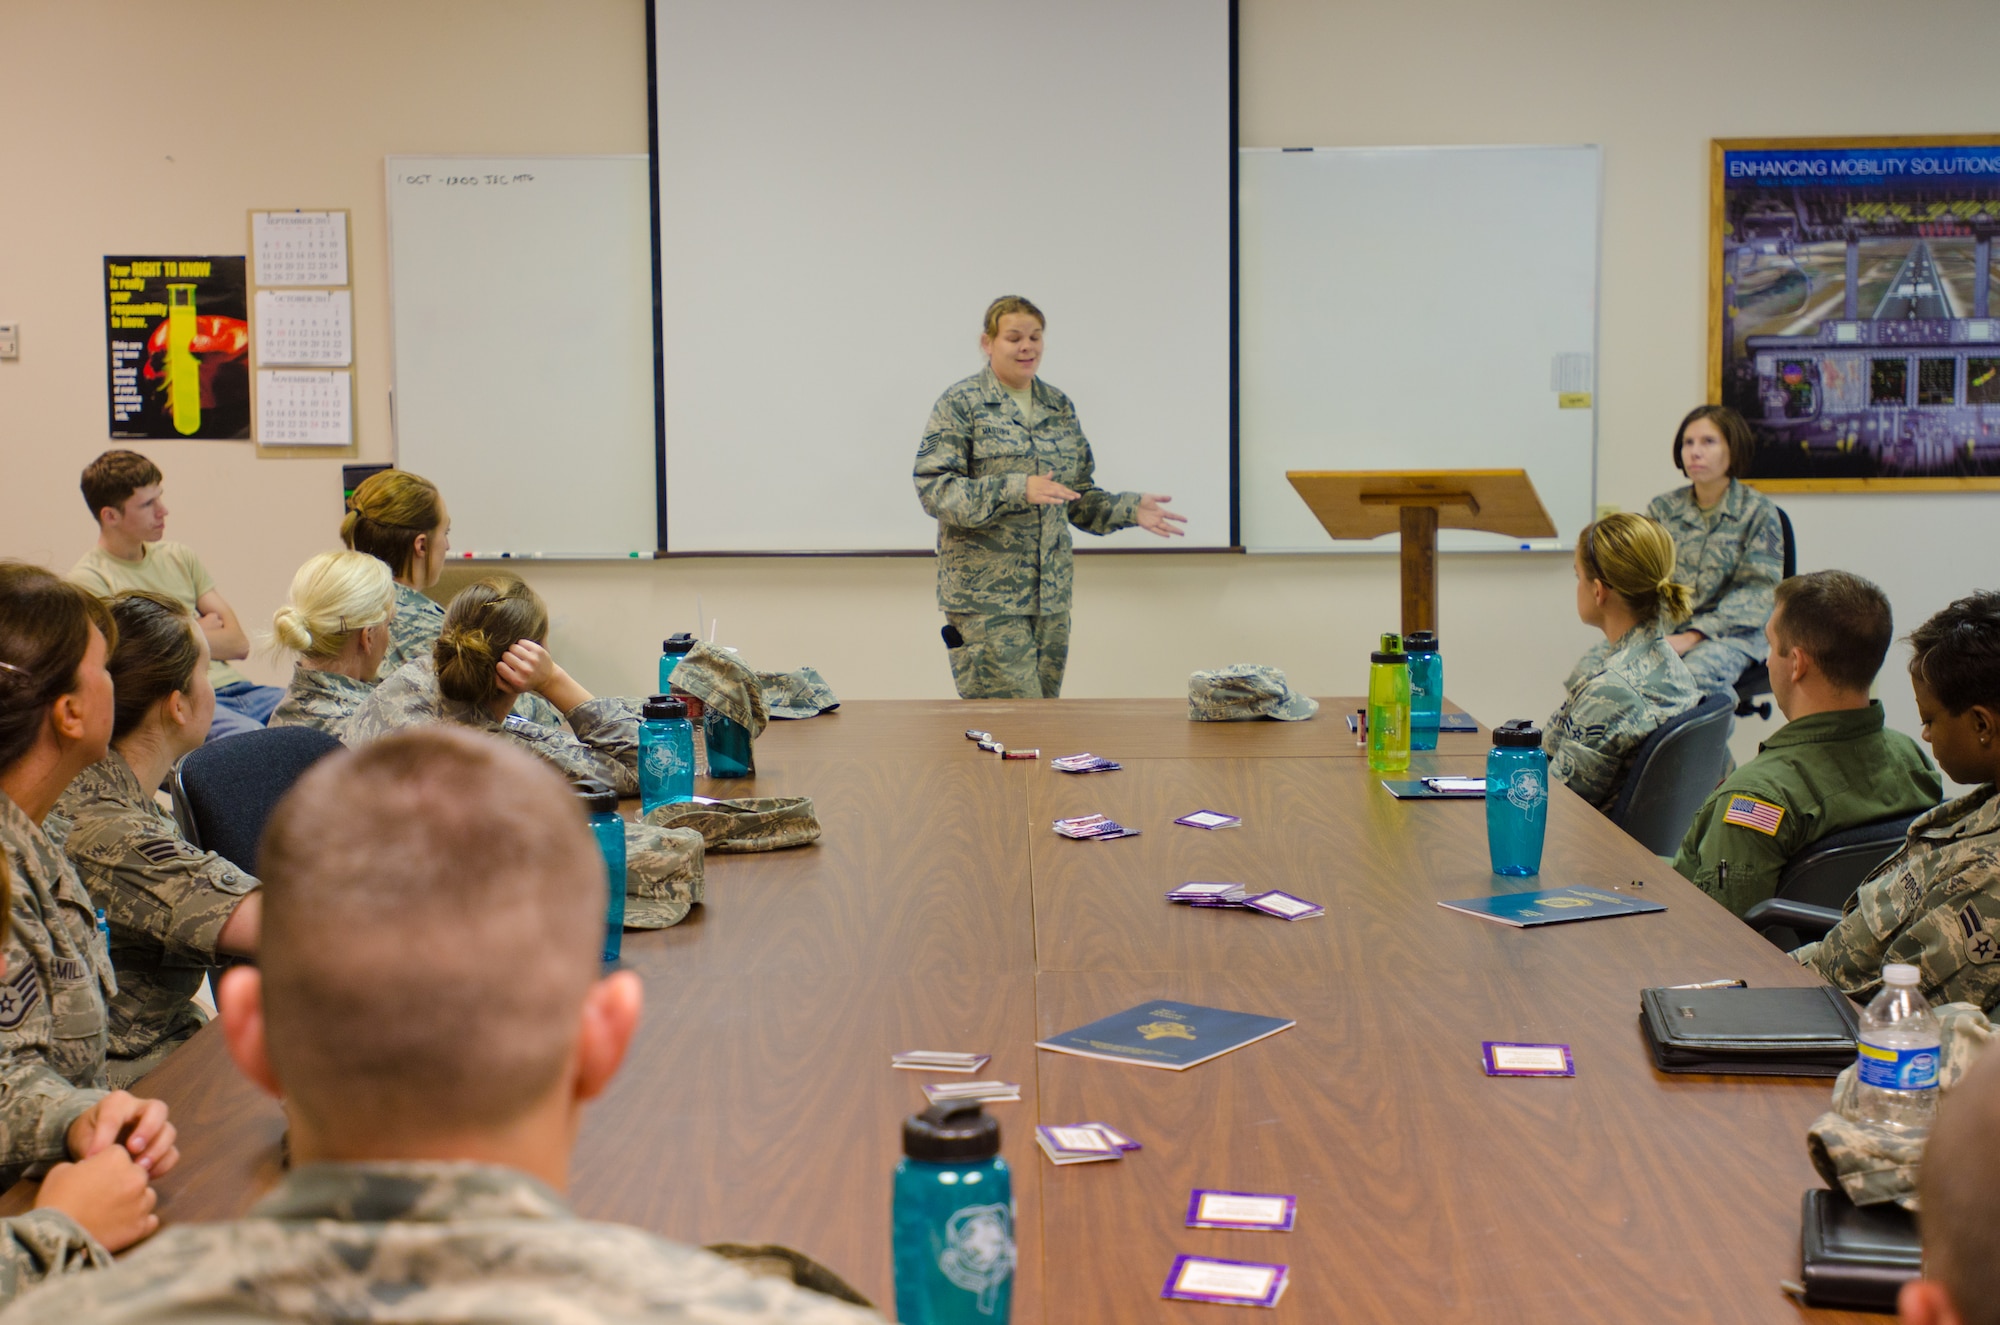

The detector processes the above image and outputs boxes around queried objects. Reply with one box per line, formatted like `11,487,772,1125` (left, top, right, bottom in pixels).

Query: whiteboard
386,156,656,558
1238,146,1601,553
654,0,1232,553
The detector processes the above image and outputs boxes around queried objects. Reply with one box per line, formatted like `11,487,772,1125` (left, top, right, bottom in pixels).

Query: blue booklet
1036,1000,1295,1071
1437,885,1664,928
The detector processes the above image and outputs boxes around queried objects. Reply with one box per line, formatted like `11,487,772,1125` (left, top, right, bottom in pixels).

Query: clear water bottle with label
1485,719,1548,877
571,778,625,966
893,1103,1014,1324
638,695,695,813
1405,630,1442,752
1366,632,1411,774
1846,964,1939,1138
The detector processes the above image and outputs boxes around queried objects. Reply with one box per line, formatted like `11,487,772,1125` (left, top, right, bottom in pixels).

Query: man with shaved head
1900,1044,2000,1325
8,728,880,1322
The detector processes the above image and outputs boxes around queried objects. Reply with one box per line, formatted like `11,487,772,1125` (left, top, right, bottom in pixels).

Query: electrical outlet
0,324,17,359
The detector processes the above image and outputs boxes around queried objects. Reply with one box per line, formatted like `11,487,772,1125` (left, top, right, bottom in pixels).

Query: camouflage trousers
944,612,1070,700
1681,638,1754,695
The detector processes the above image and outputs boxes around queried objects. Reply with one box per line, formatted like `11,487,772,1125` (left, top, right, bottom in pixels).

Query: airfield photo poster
1711,136,2000,490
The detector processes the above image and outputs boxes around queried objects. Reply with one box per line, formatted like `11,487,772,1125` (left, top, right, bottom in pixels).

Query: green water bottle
1367,631,1411,774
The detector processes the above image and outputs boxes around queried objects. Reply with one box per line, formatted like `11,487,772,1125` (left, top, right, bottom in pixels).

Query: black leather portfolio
1799,1187,1921,1313
1639,985,1860,1076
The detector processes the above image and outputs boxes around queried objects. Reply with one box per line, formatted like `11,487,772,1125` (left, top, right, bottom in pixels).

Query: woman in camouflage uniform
343,575,641,794
1646,405,1785,694
267,551,394,735
1545,514,1704,810
55,592,260,1086
0,563,179,1196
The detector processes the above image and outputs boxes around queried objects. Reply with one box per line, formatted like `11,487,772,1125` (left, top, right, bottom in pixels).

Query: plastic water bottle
1485,719,1548,877
1366,632,1410,774
1405,630,1442,752
704,709,753,779
893,1103,1014,1324
638,695,695,813
572,778,626,965
1847,964,1939,1137
659,633,697,692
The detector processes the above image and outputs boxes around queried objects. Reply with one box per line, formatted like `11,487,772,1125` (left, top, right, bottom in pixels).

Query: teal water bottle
572,778,626,964
704,709,753,779
1486,720,1549,877
1405,630,1442,752
894,1103,1014,1324
659,633,697,692
638,695,695,813
1367,632,1411,774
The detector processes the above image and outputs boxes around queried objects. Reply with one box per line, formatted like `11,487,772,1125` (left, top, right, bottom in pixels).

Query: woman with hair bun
341,574,639,792
54,592,260,1085
0,562,179,1197
1545,513,1704,810
267,551,396,736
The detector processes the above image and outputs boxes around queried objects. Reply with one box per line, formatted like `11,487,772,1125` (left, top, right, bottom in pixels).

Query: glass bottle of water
1846,964,1939,1137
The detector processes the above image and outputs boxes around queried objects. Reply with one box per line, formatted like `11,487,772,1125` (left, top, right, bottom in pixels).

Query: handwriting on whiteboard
394,173,537,187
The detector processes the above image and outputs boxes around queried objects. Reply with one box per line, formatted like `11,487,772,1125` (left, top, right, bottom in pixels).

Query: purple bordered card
1240,890,1325,921
1165,881,1247,903
1161,1255,1290,1307
1482,1042,1575,1077
1080,1121,1141,1151
1186,1189,1297,1231
1174,809,1242,830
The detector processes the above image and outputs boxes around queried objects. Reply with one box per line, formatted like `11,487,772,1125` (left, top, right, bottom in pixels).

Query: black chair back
1606,690,1736,855
1774,810,1921,911
1732,505,1797,720
170,726,345,875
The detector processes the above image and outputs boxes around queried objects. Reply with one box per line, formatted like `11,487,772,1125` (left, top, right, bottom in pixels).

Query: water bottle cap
1883,964,1920,986
1492,719,1543,748
569,777,620,815
1404,631,1438,651
903,1102,1000,1161
662,633,698,655
643,694,689,721
1370,651,1408,664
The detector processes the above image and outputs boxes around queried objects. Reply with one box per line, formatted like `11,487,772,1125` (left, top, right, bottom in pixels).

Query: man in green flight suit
1673,570,1941,917
913,296,1186,699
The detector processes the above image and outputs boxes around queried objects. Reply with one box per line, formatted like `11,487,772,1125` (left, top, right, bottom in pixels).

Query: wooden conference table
16,699,1873,1322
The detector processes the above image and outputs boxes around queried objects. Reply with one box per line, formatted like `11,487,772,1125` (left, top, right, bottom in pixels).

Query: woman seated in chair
54,592,261,1087
342,574,639,793
1796,590,2000,1010
1645,405,1786,695
267,551,394,737
1546,513,1704,811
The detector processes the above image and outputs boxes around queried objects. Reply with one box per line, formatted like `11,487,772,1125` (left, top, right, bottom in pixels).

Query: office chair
1742,809,1923,950
1733,505,1797,721
1605,690,1736,855
170,726,345,875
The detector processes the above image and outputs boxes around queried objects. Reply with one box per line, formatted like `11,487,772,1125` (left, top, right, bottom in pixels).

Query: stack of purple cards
1034,1121,1142,1166
1174,809,1242,830
1051,753,1122,774
1160,1255,1290,1308
1186,1189,1297,1231
920,1080,1020,1105
1166,881,1250,908
1240,890,1325,922
1052,814,1140,841
891,1050,989,1074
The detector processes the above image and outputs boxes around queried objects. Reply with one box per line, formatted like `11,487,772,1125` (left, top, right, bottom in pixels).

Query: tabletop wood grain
3,702,1872,1323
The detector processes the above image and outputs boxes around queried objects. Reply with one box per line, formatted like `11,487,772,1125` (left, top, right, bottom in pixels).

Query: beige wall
4,0,1994,768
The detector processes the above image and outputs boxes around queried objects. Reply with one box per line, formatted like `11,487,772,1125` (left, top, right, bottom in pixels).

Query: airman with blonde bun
1543,513,1705,810
268,552,397,736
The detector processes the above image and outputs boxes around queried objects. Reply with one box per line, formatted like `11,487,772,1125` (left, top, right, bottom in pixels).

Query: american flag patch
1722,795,1785,836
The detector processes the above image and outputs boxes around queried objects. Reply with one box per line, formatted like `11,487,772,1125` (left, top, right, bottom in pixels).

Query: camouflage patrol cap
1188,664,1320,722
670,643,769,737
643,796,820,853
622,821,706,928
755,667,840,720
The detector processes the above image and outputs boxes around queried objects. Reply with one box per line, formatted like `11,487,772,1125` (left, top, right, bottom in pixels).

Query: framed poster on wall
1711,135,2000,491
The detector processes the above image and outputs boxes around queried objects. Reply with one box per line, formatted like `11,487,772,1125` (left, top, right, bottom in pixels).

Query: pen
1664,978,1747,990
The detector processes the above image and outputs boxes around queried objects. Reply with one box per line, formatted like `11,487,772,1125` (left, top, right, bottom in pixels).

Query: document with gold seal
1035,1000,1294,1072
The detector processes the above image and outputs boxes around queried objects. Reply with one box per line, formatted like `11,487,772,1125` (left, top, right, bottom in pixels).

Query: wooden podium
1286,469,1556,636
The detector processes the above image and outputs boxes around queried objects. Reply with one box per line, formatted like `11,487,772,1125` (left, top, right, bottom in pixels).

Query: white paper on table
252,211,349,286
257,369,351,445
255,289,352,366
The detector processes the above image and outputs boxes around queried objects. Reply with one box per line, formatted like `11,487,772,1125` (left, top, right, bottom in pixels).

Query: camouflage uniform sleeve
74,829,255,967
0,1059,102,1177
1672,782,1802,917
913,390,1030,530
502,699,640,797
1061,418,1141,536
0,1210,110,1305
1685,499,1782,646
1544,674,1645,810
1793,861,1909,1001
